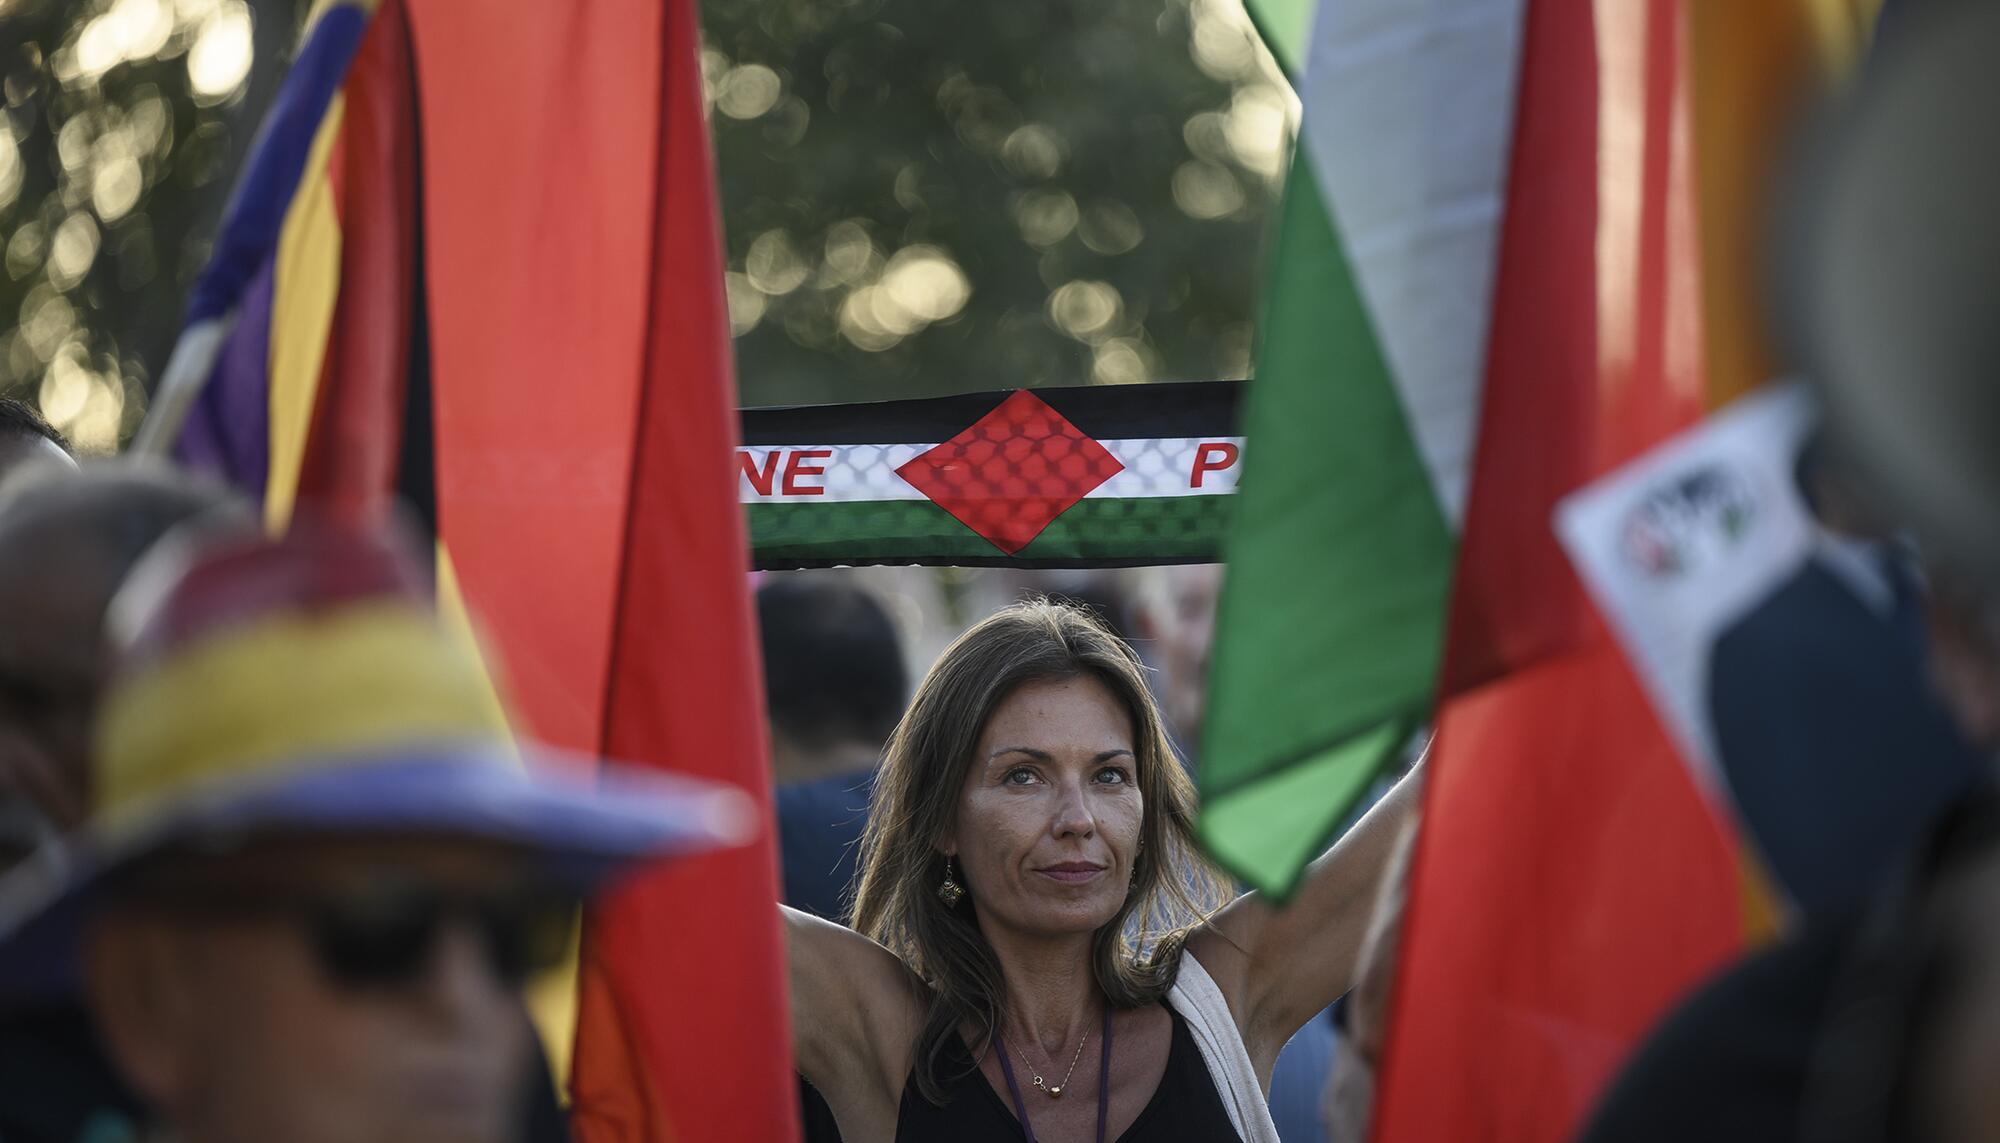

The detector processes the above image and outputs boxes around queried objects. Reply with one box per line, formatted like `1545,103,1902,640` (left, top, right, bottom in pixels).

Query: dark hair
757,579,908,749
0,398,71,456
850,599,1228,1104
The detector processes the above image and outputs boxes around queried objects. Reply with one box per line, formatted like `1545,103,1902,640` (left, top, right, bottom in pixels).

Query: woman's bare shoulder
783,907,930,1120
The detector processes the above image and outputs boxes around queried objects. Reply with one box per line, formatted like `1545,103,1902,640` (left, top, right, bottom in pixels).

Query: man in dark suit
1707,436,1982,915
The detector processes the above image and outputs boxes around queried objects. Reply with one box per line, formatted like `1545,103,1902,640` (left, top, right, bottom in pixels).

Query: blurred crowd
0,3,1998,1143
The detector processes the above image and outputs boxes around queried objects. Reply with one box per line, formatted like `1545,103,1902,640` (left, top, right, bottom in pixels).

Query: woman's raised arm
1186,762,1425,1074
782,904,926,1137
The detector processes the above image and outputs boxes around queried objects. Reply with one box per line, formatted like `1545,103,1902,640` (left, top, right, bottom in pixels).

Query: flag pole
127,315,233,458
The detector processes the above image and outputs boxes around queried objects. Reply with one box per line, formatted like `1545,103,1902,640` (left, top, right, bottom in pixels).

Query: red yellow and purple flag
138,1,798,1139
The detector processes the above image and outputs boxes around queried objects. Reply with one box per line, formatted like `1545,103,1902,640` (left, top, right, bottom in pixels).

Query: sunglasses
119,876,577,991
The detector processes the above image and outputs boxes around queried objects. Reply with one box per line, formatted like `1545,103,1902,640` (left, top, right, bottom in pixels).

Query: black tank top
893,1007,1243,1142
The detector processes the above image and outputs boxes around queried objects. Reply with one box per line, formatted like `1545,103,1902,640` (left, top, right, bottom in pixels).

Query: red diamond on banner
895,390,1125,555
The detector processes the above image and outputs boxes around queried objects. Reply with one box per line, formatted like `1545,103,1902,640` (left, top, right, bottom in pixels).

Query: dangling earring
938,856,966,907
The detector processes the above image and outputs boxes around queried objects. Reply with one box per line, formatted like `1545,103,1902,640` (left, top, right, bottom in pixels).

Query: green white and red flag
1198,1,1523,896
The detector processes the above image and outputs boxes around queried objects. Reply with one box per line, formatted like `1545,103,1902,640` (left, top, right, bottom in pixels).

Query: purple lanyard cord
993,1006,1115,1143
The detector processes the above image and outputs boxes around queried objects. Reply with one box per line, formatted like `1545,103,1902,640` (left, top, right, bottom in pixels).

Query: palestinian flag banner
741,380,1243,569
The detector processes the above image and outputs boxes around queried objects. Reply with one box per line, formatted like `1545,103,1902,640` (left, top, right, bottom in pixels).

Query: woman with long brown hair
784,599,1419,1141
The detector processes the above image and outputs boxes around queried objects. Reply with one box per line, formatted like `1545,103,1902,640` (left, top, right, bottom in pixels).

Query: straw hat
0,519,754,996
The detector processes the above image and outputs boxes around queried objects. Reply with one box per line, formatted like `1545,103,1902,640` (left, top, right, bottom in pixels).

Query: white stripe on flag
1301,0,1523,526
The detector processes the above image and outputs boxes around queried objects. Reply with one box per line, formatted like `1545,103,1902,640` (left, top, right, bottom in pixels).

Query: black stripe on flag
739,379,1245,446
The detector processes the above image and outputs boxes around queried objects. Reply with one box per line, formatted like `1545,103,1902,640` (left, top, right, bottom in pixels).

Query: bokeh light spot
92,154,144,221
188,2,253,102
1078,200,1144,255
818,220,880,287
39,343,91,423
746,229,810,296
48,212,101,290
1171,160,1245,220
882,245,971,324
1223,85,1291,182
839,288,904,352
0,130,20,211
1001,124,1065,180
1091,336,1153,385
724,271,768,335
1047,280,1123,344
1014,190,1079,248
717,64,782,120
21,288,76,362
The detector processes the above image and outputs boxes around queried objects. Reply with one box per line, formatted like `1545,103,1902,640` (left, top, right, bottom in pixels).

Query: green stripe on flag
1199,155,1455,898
1199,720,1414,890
749,495,1233,568
1240,0,1313,81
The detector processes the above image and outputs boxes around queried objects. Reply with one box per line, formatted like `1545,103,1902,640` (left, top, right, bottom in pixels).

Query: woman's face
946,675,1144,943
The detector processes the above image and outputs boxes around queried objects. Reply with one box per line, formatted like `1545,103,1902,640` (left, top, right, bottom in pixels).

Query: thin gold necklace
1007,1017,1091,1099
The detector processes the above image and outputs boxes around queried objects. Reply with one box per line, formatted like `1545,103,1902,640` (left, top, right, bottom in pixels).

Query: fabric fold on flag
519,0,798,1136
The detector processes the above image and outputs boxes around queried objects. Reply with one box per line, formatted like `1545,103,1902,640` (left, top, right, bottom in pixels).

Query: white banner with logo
1554,383,1818,797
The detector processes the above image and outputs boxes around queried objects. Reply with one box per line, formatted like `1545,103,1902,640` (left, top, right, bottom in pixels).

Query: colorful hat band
95,600,509,820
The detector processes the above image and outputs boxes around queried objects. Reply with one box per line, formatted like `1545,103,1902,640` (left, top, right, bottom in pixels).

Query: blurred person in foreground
1576,4,2000,1140
783,598,1421,1141
0,463,242,1143
1707,433,1981,915
0,464,241,863
0,520,752,1143
0,398,78,485
761,577,908,921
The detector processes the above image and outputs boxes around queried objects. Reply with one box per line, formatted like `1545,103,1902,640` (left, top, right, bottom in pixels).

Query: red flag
1371,3,1744,1140
403,1,796,1138
570,0,798,1132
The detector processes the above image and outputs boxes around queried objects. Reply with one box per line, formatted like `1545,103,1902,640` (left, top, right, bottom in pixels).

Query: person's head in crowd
1793,433,1893,541
0,519,750,1143
849,598,1228,1102
1124,564,1223,747
0,463,244,856
1786,0,2000,748
0,398,77,485
757,577,908,784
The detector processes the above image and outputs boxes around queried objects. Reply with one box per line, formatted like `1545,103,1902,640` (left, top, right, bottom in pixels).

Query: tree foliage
0,0,301,451
703,0,1292,406
0,0,1289,449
